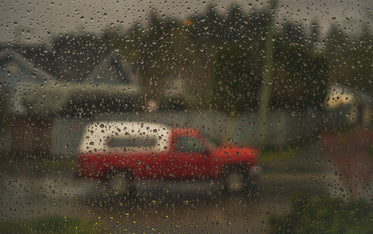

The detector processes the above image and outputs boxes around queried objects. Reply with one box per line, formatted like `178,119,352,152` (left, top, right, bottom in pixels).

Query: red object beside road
77,122,259,182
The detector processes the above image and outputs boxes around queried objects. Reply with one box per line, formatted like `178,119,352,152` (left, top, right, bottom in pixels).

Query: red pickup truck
77,122,260,197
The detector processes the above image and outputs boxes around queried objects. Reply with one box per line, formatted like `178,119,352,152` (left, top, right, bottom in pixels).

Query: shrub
270,195,373,233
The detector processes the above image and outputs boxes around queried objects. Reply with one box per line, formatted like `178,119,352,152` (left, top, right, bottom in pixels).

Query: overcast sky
0,0,372,44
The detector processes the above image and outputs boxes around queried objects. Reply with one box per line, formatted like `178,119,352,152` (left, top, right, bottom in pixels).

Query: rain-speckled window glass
1,0,372,233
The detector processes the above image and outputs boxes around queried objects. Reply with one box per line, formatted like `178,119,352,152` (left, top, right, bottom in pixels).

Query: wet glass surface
0,0,372,233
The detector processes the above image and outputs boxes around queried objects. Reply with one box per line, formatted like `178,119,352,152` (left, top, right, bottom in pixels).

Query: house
0,48,55,114
0,48,143,155
23,51,142,117
0,48,56,155
325,84,373,127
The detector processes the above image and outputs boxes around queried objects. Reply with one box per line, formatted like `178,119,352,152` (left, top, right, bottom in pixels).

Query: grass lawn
259,147,298,164
0,215,105,233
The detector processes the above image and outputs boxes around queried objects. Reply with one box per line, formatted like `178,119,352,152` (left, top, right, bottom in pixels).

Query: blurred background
0,0,372,233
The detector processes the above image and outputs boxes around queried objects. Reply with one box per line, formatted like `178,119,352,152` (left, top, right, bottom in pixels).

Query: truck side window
107,137,157,151
175,137,205,152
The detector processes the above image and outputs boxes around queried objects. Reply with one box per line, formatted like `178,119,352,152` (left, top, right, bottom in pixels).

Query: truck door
171,136,211,179
106,135,168,179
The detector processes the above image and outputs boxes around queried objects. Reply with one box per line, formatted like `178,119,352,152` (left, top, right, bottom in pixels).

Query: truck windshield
199,133,218,149
175,136,205,152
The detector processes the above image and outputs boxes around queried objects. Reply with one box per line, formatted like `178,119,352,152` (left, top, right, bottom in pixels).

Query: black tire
105,169,136,199
222,166,261,199
222,166,248,194
246,176,261,201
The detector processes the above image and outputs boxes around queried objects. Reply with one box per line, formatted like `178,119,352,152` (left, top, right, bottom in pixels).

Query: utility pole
258,0,278,148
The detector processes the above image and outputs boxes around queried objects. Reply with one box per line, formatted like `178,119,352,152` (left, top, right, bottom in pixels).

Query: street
0,142,331,233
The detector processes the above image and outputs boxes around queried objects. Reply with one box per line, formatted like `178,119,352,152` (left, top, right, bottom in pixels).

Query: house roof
1,47,142,116
22,51,142,116
0,48,55,83
86,52,139,85
0,48,57,114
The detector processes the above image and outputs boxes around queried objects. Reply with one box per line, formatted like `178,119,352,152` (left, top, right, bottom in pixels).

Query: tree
272,42,328,110
281,21,306,45
309,20,321,49
213,45,262,112
325,24,373,95
51,33,107,81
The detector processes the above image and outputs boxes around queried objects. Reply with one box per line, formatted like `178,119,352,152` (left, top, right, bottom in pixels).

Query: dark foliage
270,195,373,233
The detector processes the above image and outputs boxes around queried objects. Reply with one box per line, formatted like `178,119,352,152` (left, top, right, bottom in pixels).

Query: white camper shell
79,122,171,154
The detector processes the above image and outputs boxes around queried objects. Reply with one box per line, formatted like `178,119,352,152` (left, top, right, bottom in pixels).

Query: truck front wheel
223,167,246,193
222,167,260,199
105,169,136,199
223,167,247,193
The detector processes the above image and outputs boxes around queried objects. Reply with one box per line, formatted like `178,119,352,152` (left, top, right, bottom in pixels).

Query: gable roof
0,48,55,84
21,51,142,116
86,51,139,85
0,48,56,114
0,47,143,116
